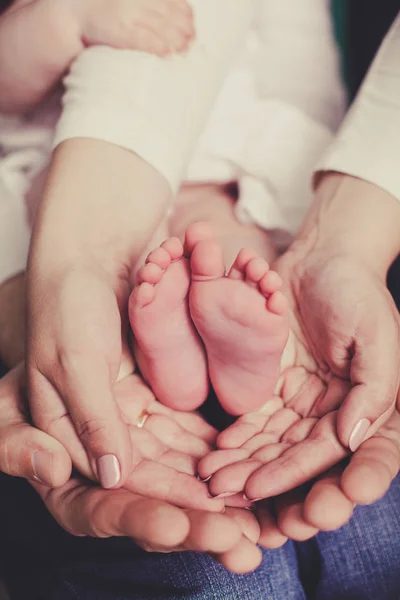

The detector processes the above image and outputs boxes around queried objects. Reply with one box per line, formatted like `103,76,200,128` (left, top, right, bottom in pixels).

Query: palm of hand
198,250,400,501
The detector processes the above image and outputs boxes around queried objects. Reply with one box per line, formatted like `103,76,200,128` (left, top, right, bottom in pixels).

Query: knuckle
75,418,110,447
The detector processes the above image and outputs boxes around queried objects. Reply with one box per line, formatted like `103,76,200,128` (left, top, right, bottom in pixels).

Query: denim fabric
1,469,400,599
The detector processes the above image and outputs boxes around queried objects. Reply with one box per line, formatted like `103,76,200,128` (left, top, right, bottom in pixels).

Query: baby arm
0,0,193,113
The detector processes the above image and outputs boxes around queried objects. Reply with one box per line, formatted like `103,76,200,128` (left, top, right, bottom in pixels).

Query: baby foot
129,238,208,411
185,223,289,416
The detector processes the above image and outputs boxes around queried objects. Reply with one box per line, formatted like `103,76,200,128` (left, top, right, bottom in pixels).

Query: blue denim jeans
1,468,400,600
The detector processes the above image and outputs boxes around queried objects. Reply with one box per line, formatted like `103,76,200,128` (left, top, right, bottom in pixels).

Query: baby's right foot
129,238,209,411
186,223,289,416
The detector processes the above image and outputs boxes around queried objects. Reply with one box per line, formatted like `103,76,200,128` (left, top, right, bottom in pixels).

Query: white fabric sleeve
236,0,346,236
186,0,346,239
317,12,400,201
0,111,54,286
54,0,254,194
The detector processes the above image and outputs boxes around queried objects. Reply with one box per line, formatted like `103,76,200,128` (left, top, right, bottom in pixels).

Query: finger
183,510,242,553
161,0,194,18
244,412,347,501
225,507,260,543
281,418,318,445
303,468,355,531
209,459,263,498
144,414,212,458
309,377,351,417
115,374,155,423
198,448,250,480
275,488,319,541
255,502,288,549
30,360,133,489
115,24,169,56
139,9,193,53
336,309,400,450
157,408,218,445
279,367,326,416
212,536,263,574
224,493,255,509
341,433,400,505
217,399,283,449
125,460,224,512
147,0,194,28
0,366,72,486
242,430,288,454
129,426,197,475
251,442,289,462
35,478,191,547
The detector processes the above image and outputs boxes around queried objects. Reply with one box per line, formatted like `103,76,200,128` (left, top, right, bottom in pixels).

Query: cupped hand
2,360,227,511
0,363,263,573
280,247,400,450
255,405,400,547
27,261,136,489
198,246,399,501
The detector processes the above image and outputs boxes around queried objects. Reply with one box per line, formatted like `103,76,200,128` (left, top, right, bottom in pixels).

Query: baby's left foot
129,238,208,411
186,223,289,416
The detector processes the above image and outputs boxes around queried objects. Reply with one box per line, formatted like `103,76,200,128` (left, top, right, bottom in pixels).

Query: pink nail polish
97,455,121,488
349,419,371,452
32,451,53,486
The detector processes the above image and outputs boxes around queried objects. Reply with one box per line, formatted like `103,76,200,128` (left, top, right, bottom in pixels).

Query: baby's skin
0,0,194,113
130,222,289,415
130,219,388,515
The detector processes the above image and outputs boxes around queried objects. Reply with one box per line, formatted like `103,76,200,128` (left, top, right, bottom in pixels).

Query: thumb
336,332,399,451
0,365,72,486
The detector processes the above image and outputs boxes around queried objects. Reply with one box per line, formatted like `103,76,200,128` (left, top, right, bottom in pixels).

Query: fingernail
31,451,53,486
349,419,371,452
97,455,121,488
210,491,237,499
197,475,212,483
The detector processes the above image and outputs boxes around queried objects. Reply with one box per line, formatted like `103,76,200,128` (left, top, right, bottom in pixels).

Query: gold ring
136,409,150,429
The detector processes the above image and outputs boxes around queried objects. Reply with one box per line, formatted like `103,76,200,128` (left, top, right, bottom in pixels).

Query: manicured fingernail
31,451,53,486
349,419,371,452
97,455,121,488
197,475,212,483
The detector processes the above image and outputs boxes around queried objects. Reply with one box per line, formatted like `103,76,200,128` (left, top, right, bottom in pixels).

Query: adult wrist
294,172,400,277
30,139,171,280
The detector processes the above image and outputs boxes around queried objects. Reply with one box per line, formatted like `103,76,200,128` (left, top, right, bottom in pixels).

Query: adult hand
256,405,400,547
34,476,262,574
287,173,400,450
0,364,262,574
198,246,399,500
27,141,171,489
198,175,400,500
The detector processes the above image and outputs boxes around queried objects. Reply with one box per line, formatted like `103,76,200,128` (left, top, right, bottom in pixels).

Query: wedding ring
136,409,150,429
